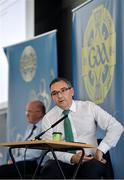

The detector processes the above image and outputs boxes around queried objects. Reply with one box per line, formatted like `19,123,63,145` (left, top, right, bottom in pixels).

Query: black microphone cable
34,114,68,140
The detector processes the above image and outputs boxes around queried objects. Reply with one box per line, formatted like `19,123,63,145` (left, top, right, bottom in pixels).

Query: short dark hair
38,101,46,114
30,100,46,114
49,77,72,89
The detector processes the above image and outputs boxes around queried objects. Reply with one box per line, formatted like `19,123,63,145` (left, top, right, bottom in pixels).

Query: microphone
34,114,68,140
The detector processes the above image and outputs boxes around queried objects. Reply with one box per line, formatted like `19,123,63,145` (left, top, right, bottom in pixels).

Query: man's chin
57,103,67,110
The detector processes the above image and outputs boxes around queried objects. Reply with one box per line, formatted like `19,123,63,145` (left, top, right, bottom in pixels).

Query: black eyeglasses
51,87,71,96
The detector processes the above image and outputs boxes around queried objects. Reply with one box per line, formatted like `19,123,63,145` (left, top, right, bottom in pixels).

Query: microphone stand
34,114,68,140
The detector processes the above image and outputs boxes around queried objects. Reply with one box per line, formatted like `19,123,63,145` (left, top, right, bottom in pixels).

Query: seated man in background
39,77,124,179
0,100,47,179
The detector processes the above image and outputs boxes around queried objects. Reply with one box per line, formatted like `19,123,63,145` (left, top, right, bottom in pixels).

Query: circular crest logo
20,46,37,82
82,5,116,104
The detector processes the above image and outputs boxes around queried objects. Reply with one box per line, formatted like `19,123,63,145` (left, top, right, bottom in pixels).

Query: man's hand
94,149,107,164
71,152,93,164
71,150,107,164
7,160,13,164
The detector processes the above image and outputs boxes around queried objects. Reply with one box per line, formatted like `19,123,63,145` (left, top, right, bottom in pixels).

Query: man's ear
71,87,74,97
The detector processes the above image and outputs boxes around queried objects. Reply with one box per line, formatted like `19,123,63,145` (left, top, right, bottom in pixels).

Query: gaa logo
82,5,116,104
20,46,37,82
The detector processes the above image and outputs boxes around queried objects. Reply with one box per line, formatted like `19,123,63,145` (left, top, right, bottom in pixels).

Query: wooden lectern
0,140,94,179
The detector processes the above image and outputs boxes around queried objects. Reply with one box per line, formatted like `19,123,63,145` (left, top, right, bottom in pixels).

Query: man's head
26,100,46,124
50,77,74,110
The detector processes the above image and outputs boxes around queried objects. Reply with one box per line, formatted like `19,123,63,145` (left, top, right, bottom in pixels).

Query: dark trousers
39,159,112,179
0,160,38,179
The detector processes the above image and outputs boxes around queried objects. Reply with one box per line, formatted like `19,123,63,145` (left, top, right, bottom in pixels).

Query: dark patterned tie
25,125,36,140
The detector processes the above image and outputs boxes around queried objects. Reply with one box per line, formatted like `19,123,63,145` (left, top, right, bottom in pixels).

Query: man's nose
57,91,63,97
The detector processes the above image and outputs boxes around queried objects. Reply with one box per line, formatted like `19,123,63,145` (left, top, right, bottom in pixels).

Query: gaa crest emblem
82,5,116,104
20,46,37,82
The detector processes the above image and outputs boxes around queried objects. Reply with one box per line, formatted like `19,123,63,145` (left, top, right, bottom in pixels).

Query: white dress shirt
14,120,45,162
41,100,124,164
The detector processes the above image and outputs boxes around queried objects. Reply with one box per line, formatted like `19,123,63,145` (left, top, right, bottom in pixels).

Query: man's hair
49,77,72,88
38,101,46,114
30,100,46,114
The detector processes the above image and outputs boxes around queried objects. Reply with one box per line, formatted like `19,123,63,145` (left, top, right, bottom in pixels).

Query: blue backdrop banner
4,30,58,142
72,0,124,178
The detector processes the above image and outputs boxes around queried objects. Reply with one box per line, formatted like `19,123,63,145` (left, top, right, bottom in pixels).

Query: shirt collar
69,100,76,112
33,118,42,128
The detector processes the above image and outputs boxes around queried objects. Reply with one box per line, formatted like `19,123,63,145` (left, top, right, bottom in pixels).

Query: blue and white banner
72,0,124,178
4,30,58,142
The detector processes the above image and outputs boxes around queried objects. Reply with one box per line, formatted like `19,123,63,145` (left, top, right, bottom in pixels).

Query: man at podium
0,100,46,179
39,77,124,179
